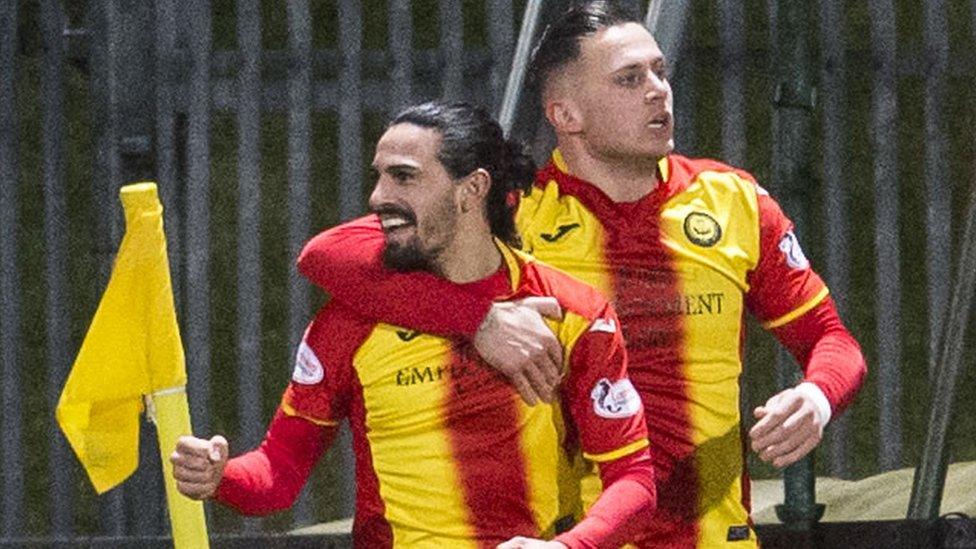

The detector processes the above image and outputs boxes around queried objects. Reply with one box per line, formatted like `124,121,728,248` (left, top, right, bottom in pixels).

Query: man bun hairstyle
390,101,536,248
527,1,643,95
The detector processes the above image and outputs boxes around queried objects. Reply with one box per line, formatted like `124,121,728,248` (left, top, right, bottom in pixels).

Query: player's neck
431,224,501,284
558,142,661,203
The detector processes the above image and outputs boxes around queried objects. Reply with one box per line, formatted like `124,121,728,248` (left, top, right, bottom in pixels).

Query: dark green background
9,0,976,536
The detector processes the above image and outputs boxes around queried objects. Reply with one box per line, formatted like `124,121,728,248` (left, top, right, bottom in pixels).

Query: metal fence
1,0,975,541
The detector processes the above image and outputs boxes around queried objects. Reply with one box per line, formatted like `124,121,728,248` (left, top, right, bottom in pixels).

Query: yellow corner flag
56,182,209,548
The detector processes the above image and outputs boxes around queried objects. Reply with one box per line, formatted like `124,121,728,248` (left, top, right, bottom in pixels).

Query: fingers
171,435,227,500
496,537,528,549
770,436,820,468
540,334,564,385
748,391,802,441
176,435,213,460
519,361,555,404
755,419,816,463
518,296,563,320
176,479,216,500
510,372,541,406
474,301,563,406
172,466,213,484
750,388,824,467
209,435,229,463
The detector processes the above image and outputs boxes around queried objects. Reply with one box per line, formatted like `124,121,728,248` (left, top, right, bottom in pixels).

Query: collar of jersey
550,149,670,184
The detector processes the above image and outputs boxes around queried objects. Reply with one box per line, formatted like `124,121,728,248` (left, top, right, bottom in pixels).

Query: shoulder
669,154,759,186
517,256,611,322
303,301,377,365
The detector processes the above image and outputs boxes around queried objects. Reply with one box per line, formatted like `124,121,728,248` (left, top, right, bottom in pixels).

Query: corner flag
56,182,209,547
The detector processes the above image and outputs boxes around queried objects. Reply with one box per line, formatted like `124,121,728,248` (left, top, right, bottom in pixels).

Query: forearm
214,410,334,516
297,215,490,336
773,297,867,415
555,451,656,549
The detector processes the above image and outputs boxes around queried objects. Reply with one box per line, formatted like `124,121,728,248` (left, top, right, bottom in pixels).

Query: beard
382,236,433,272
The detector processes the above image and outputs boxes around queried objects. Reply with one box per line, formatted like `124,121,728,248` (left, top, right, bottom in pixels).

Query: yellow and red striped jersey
283,241,649,548
515,151,829,548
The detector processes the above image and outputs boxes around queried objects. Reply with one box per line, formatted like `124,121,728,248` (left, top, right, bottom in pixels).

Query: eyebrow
372,162,421,174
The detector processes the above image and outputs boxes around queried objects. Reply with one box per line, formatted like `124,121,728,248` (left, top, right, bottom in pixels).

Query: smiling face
548,22,673,163
368,123,461,271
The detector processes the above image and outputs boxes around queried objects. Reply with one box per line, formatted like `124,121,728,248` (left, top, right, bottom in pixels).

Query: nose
644,70,668,103
368,176,389,212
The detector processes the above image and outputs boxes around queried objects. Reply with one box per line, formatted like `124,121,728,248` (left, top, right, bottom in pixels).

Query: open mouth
376,210,416,234
647,113,671,130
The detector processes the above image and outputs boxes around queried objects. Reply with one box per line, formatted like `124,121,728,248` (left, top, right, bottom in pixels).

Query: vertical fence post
439,0,464,100
154,0,181,317
332,0,363,521
388,0,413,113
286,0,316,526
40,0,75,537
923,0,950,382
0,0,23,539
817,0,853,480
770,0,824,530
868,0,903,473
486,0,514,111
338,0,363,221
184,0,213,439
86,0,129,535
718,0,746,167
237,0,264,532
650,0,694,156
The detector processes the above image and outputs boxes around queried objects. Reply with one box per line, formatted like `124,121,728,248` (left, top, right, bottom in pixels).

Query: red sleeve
745,192,828,325
297,215,491,337
561,305,649,462
555,451,656,549
554,305,656,547
214,409,337,516
770,296,867,415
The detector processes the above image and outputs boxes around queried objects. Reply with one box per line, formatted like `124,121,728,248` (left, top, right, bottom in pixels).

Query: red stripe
348,371,394,549
597,197,699,546
443,344,538,548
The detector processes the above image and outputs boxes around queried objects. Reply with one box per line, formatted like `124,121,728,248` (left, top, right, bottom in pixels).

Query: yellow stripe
552,149,568,173
657,155,669,183
496,239,524,291
582,438,649,463
762,287,830,329
280,402,338,427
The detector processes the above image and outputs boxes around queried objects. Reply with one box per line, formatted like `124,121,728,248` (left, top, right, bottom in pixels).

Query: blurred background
1,0,975,542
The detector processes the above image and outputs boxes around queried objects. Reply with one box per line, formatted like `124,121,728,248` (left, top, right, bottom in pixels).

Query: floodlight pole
770,0,825,531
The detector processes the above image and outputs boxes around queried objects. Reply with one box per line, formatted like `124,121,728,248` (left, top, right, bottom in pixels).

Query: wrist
795,382,832,427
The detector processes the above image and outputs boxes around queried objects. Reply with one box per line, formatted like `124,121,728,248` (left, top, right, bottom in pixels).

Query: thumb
209,435,229,463
519,296,563,320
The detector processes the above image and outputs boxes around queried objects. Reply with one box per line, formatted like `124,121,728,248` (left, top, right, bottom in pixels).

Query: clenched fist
170,435,229,500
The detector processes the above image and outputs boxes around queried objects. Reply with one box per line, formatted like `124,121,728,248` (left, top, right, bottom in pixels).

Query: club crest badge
683,211,722,247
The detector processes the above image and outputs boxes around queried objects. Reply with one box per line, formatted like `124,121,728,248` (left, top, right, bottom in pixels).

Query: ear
546,97,583,135
457,168,491,213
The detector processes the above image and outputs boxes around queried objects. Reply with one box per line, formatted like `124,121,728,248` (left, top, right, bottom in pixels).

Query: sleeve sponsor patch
292,340,325,385
590,378,641,419
778,230,810,270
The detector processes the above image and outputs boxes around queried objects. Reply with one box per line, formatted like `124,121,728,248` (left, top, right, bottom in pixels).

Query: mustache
371,205,416,224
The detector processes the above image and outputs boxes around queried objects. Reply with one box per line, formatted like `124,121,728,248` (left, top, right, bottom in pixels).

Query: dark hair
389,101,536,248
527,1,643,94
